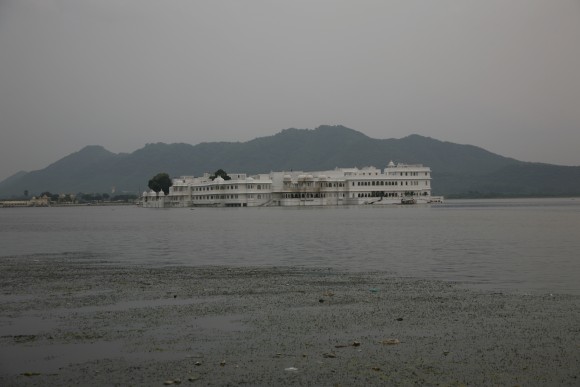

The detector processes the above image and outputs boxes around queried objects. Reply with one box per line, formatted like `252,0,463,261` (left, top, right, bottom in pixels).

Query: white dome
214,176,224,183
283,174,292,180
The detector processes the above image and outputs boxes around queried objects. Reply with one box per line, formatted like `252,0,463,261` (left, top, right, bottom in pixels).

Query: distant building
142,161,441,208
0,195,50,208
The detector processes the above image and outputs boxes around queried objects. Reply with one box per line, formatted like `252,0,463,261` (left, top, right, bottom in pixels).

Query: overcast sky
1,0,579,181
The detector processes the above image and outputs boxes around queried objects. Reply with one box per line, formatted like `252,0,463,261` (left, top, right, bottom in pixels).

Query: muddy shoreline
1,255,579,386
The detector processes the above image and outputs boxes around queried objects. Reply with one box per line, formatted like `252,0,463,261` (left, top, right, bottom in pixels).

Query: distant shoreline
0,201,136,208
446,193,580,199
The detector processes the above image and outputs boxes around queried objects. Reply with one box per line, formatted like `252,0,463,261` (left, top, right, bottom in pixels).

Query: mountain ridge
1,125,579,198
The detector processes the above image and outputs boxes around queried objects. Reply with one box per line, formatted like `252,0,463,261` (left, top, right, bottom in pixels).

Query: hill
1,125,579,198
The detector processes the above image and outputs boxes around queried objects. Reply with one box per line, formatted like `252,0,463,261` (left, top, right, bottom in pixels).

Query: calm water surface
1,198,579,295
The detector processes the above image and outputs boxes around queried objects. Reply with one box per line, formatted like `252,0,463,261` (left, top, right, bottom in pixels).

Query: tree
209,169,231,181
148,173,173,196
148,179,161,196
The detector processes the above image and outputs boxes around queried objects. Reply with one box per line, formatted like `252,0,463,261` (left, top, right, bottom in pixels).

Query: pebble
20,372,41,377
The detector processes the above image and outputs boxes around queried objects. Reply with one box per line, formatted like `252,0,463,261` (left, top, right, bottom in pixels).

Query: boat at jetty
142,161,443,208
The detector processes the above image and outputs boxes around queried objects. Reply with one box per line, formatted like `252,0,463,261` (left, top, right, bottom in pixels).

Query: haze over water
1,198,579,295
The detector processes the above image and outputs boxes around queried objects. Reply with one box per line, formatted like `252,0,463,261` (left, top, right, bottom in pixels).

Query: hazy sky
1,0,579,181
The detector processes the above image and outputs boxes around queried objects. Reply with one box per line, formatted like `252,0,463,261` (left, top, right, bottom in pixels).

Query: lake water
1,198,579,295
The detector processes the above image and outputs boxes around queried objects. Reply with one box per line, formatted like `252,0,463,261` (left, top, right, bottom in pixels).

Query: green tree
209,169,231,181
148,173,173,196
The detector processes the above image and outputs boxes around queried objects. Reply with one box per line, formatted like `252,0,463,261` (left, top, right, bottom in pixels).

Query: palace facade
142,161,441,208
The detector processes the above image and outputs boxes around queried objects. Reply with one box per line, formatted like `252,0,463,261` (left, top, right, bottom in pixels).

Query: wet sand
1,254,579,386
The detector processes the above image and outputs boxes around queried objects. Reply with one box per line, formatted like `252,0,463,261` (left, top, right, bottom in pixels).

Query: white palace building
142,161,442,208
